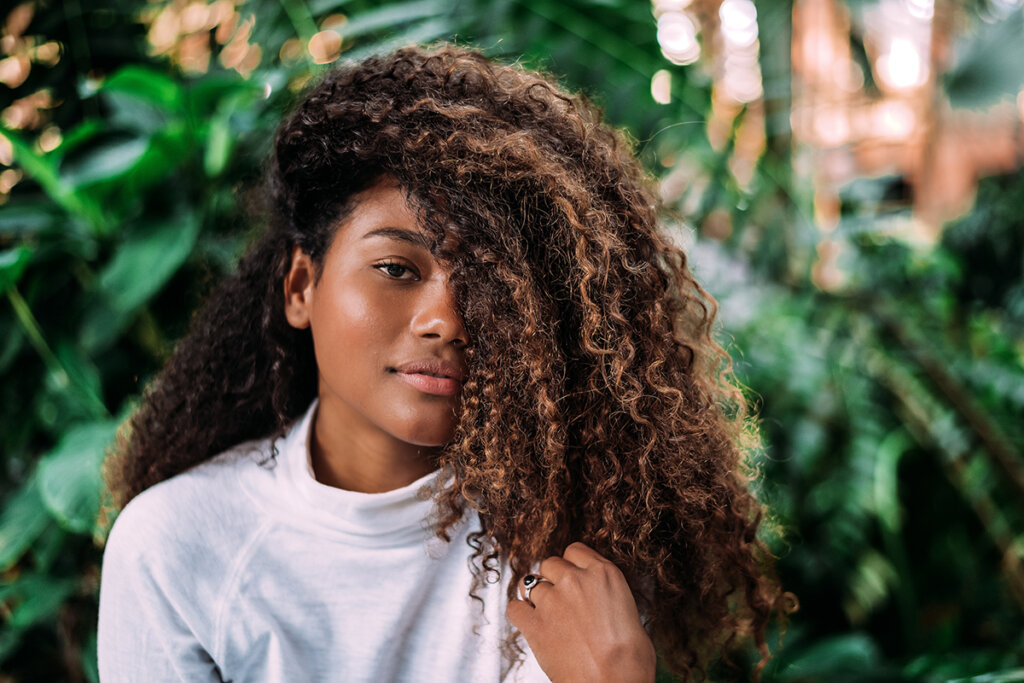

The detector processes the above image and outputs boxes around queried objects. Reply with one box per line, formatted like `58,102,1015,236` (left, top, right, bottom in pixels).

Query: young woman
98,45,786,681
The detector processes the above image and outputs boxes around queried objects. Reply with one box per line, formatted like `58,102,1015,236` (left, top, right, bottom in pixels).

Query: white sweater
98,401,549,682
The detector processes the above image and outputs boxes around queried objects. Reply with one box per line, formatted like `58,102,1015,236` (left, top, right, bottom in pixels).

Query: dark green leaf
37,420,119,534
6,574,78,629
101,66,184,113
97,214,201,315
1,127,108,234
0,202,61,237
0,475,51,571
0,246,32,291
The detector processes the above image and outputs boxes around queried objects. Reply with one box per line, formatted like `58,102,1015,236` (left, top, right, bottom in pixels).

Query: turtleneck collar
250,400,450,547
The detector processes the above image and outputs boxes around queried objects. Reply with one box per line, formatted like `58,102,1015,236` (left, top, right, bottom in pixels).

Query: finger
537,555,577,582
562,541,607,568
505,598,538,633
522,576,555,608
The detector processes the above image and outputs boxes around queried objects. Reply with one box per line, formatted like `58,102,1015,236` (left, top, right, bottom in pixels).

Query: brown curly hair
106,44,788,679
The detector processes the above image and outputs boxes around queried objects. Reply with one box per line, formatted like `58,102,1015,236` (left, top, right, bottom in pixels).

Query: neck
310,396,438,494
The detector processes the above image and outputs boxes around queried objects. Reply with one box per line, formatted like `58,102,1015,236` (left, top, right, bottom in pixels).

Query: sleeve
97,499,225,683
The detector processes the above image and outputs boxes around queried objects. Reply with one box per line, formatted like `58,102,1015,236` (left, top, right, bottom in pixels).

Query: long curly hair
106,44,788,679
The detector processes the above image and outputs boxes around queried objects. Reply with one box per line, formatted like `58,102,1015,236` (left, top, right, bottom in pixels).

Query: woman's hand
505,542,657,683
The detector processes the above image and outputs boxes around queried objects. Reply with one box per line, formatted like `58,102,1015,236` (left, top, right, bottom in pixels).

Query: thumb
506,598,538,637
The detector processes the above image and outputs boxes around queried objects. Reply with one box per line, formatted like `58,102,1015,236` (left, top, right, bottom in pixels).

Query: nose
411,276,469,348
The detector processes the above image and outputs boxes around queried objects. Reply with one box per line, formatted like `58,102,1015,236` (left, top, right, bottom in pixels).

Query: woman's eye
375,262,418,280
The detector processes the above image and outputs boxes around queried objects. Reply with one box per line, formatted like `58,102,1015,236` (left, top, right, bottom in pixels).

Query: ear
283,246,315,330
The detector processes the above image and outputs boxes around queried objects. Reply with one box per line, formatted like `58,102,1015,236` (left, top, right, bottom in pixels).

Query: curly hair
106,44,789,679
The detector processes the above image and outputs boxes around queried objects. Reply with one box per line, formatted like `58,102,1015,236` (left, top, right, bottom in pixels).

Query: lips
392,358,466,397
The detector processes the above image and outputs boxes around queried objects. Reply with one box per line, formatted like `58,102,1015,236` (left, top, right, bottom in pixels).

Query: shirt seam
211,516,276,666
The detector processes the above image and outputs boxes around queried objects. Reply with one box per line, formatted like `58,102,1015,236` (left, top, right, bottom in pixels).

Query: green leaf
0,629,21,664
37,420,118,534
0,474,51,571
0,246,32,291
944,9,1024,109
61,136,151,188
101,65,184,114
0,127,108,235
5,574,78,629
82,630,99,683
30,522,68,572
341,18,459,64
97,214,200,315
776,633,882,680
0,202,61,236
335,0,448,40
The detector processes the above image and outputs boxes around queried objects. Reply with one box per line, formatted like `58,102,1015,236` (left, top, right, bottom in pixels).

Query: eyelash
374,260,419,280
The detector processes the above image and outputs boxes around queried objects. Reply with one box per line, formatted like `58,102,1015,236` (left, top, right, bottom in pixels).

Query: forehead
338,180,421,237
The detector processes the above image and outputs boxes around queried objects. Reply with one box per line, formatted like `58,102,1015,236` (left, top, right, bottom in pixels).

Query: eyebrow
362,227,433,250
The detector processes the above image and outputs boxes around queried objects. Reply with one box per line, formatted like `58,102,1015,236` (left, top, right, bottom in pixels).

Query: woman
99,44,786,681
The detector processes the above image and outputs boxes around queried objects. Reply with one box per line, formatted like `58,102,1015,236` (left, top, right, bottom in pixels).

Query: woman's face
284,180,469,450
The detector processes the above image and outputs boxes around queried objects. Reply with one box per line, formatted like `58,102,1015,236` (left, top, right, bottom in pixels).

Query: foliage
0,0,1022,681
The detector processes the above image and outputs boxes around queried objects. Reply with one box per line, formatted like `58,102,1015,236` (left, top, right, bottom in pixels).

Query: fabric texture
97,401,549,682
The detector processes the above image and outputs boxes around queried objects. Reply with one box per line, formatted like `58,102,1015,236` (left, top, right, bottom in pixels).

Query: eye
374,260,419,280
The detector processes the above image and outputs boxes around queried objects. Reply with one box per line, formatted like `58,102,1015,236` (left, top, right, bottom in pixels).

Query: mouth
390,359,466,397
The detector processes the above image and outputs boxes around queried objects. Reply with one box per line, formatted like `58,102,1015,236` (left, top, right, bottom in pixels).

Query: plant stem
5,286,107,419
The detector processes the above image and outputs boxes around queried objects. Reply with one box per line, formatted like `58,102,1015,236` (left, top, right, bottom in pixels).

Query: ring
521,574,551,605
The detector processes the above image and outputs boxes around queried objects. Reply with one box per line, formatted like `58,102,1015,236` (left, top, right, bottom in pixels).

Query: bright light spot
38,126,61,153
658,12,700,64
34,41,62,66
263,82,272,99
652,0,694,14
0,134,12,166
279,38,303,64
877,37,927,89
720,0,758,46
658,12,697,53
905,0,934,20
874,100,916,138
0,168,22,193
147,6,180,54
723,70,763,102
720,0,757,28
0,55,30,88
181,2,211,33
813,106,850,146
321,13,347,30
651,69,672,104
308,30,342,65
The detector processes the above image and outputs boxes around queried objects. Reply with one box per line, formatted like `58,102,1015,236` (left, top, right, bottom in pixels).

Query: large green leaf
100,65,184,114
61,136,151,189
98,213,200,315
0,474,51,571
774,633,882,680
37,420,119,534
0,246,32,291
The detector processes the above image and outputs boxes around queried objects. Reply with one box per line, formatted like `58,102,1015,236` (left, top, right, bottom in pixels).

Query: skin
284,179,656,681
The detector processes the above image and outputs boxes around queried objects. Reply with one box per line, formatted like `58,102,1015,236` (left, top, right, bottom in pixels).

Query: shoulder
104,436,276,582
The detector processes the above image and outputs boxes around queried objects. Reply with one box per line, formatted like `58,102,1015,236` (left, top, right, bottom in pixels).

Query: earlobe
283,246,315,330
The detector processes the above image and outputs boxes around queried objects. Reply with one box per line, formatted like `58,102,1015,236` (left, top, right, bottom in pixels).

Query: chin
397,422,457,448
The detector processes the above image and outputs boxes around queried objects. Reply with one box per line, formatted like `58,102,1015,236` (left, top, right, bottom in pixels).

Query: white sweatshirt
98,401,549,682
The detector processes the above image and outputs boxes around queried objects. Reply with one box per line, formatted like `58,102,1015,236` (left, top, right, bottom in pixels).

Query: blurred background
1,0,1022,680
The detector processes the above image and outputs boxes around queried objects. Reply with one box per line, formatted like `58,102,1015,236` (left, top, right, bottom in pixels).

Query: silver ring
522,574,552,604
